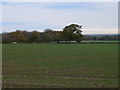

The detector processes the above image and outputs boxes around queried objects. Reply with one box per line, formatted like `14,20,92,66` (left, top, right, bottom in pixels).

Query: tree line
82,34,119,41
2,24,83,44
2,23,119,44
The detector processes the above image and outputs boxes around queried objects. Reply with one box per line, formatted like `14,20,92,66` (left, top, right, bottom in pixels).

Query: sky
0,1,118,34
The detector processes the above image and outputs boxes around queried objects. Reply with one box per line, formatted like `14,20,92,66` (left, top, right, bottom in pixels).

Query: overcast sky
0,2,118,34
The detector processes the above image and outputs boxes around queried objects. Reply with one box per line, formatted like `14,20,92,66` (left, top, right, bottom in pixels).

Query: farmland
2,44,118,88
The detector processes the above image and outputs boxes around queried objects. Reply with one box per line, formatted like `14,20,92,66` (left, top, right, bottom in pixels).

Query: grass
2,44,118,88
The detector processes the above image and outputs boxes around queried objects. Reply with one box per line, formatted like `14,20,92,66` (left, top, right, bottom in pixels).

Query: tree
2,33,13,43
62,24,83,42
42,29,55,42
43,28,53,33
22,31,31,43
11,30,26,42
42,29,62,42
30,30,40,43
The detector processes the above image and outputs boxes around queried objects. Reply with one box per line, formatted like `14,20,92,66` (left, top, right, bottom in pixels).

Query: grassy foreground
2,44,118,88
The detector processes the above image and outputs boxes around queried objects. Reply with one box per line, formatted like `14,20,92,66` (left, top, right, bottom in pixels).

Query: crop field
2,44,118,88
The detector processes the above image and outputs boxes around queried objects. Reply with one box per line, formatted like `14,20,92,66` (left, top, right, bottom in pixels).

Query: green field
2,44,118,88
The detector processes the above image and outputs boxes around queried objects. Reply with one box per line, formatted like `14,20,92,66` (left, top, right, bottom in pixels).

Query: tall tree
62,24,83,42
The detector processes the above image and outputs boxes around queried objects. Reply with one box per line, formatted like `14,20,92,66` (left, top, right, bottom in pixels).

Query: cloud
1,2,118,34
